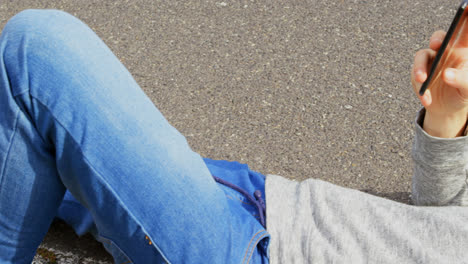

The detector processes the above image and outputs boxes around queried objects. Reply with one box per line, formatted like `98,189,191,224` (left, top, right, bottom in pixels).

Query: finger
412,49,435,83
420,89,433,108
411,70,424,95
411,76,420,95
429,30,446,51
443,68,468,97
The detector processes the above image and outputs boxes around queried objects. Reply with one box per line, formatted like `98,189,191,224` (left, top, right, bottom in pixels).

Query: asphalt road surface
0,0,461,262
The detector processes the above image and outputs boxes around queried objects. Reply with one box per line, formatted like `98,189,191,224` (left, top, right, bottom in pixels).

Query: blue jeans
0,10,269,263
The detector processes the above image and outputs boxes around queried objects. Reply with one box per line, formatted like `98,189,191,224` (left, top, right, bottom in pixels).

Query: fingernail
445,69,455,81
416,70,426,82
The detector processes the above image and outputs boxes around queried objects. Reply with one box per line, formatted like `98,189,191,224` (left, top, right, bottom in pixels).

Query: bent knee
3,9,84,38
1,9,105,97
1,9,96,59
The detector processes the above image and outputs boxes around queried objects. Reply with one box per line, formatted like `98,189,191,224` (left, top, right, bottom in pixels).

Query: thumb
443,68,468,97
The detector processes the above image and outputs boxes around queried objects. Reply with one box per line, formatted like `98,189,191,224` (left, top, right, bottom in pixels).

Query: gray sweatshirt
265,109,468,263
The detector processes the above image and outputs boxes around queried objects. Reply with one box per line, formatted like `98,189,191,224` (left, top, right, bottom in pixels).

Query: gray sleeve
411,109,468,206
266,175,468,264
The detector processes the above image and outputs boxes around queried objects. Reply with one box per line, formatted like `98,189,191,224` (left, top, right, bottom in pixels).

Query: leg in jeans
0,10,268,263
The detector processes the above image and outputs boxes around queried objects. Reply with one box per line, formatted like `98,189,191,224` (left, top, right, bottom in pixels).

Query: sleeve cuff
413,108,468,167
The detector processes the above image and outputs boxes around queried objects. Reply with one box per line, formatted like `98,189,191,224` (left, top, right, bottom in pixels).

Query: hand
412,14,468,137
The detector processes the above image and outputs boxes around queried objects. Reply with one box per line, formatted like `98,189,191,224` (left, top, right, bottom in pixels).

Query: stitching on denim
226,193,261,219
220,183,255,206
29,96,172,264
243,231,267,264
242,230,264,264
0,109,20,188
246,232,268,264
226,194,255,206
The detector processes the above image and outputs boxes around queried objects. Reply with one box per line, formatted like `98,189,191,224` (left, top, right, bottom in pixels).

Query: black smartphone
419,0,468,96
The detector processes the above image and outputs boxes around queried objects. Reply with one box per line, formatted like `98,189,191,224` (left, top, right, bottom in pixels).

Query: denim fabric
58,158,270,263
0,9,269,263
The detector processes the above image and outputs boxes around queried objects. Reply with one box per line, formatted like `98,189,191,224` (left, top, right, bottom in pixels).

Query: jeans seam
0,109,20,188
28,95,171,264
246,232,268,264
242,230,264,264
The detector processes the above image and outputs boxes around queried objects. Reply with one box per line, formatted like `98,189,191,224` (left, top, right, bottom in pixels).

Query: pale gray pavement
0,0,460,262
